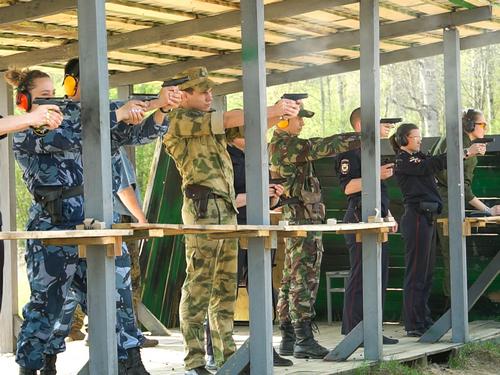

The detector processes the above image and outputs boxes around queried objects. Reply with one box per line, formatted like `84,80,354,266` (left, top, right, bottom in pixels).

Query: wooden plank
0,0,354,70
43,237,120,246
0,0,76,26
0,229,133,240
208,230,270,239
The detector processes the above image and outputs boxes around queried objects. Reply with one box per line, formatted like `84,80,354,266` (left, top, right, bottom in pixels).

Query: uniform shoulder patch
340,159,350,175
409,156,422,164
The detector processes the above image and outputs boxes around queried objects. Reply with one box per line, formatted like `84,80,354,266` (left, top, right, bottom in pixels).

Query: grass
448,341,500,370
354,360,425,375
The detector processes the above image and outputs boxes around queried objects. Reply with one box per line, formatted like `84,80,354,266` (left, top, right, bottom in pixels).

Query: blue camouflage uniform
14,101,168,369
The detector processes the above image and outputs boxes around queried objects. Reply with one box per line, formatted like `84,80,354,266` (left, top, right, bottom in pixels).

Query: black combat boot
19,367,37,375
278,321,295,356
273,348,293,366
118,360,128,375
125,347,150,375
293,320,329,359
40,354,56,375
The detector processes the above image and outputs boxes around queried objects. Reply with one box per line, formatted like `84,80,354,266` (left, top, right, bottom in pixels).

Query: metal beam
77,0,117,374
108,6,491,87
0,0,354,71
360,0,383,361
0,79,17,354
241,0,273,373
214,30,500,96
0,0,76,26
443,26,469,344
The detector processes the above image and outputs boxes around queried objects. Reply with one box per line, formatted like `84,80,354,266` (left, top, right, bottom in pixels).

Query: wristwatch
463,148,470,158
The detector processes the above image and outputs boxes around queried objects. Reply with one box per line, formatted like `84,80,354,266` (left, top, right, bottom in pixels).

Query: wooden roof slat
0,0,351,70
108,6,493,86
0,0,75,26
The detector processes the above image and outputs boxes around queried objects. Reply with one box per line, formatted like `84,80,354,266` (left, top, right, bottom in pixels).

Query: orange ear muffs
63,74,78,97
16,90,32,112
277,119,289,129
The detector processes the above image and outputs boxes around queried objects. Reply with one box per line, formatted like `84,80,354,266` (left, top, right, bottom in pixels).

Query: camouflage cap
173,66,216,92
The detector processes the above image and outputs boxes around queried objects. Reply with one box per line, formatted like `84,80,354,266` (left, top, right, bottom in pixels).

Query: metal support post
360,0,383,361
241,0,273,374
0,80,17,353
443,27,469,344
325,0,383,362
77,0,118,374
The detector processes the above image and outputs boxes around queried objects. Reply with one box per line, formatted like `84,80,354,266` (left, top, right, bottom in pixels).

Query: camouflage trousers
16,216,81,369
44,242,144,360
180,197,238,370
277,228,324,323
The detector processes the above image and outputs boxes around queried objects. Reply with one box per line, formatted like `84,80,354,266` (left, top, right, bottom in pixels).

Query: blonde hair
4,67,49,91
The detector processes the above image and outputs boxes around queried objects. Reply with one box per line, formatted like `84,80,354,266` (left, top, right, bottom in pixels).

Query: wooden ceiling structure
0,0,498,95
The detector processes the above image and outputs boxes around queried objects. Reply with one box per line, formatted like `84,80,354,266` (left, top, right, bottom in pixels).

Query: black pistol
270,177,287,185
281,93,308,101
471,137,494,144
162,76,190,87
31,97,75,137
380,117,403,124
130,76,190,101
33,97,76,110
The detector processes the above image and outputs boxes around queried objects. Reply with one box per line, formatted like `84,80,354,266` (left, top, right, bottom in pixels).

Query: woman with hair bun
390,124,483,338
0,69,62,322
1,68,62,136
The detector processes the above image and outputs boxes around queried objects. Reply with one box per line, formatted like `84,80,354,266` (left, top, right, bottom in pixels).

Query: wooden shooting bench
437,215,500,236
0,229,133,258
112,220,395,246
0,220,395,257
420,215,500,344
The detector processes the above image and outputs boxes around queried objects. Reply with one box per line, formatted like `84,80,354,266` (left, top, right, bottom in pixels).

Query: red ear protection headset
15,83,32,112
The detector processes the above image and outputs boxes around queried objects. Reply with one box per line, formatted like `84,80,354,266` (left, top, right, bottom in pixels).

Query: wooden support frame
0,0,355,71
437,216,500,237
108,6,491,87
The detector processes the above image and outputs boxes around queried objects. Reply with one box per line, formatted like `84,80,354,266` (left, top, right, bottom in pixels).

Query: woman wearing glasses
390,123,484,337
430,109,500,303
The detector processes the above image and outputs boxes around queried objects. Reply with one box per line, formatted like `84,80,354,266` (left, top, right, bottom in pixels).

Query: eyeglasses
474,122,488,129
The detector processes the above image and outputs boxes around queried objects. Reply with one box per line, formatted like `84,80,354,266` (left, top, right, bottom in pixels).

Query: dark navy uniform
394,150,446,334
336,149,390,335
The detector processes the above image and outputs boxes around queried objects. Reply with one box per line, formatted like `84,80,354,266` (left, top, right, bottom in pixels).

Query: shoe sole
274,362,294,367
293,353,327,359
278,350,294,356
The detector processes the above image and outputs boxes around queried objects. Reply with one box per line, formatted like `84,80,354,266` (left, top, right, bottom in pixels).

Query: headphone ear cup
463,109,476,133
277,119,289,129
396,133,408,147
63,75,78,97
16,91,31,112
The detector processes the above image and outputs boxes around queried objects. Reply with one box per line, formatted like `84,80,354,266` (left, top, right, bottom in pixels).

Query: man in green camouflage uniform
269,109,360,359
163,66,299,375
430,109,499,303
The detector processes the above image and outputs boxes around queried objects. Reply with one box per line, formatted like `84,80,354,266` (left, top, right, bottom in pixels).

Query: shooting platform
437,215,500,236
0,220,395,255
